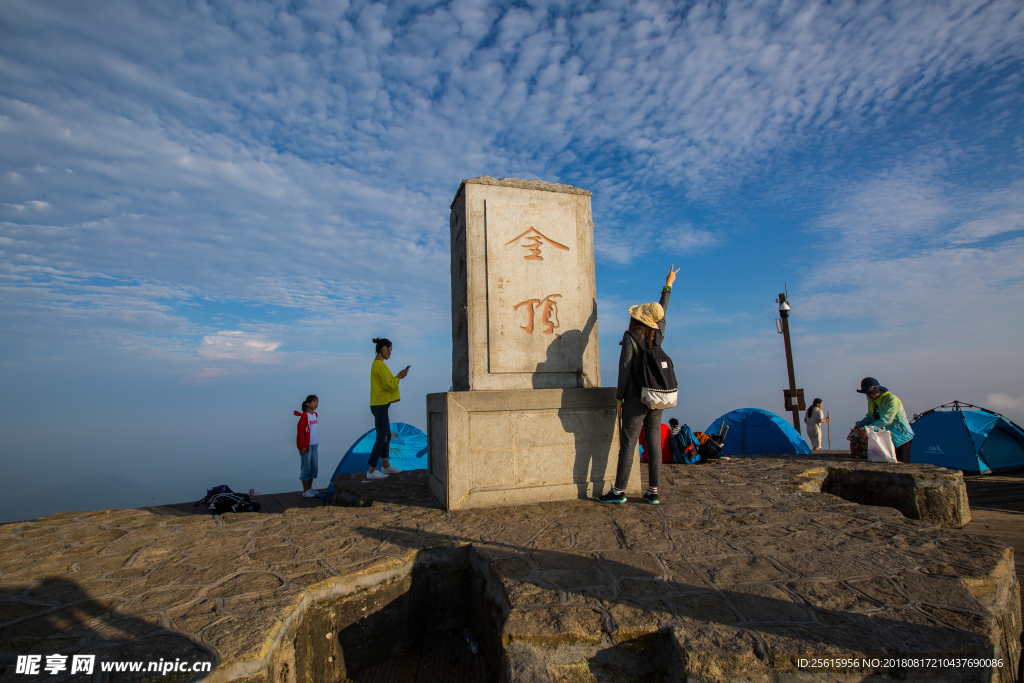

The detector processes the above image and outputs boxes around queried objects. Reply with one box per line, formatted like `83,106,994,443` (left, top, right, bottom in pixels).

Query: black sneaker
598,489,627,504
643,490,660,505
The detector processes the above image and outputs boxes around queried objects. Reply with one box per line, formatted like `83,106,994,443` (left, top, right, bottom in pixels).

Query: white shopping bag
866,427,897,463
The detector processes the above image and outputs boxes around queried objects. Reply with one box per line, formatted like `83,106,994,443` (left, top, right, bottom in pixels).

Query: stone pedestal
426,388,640,510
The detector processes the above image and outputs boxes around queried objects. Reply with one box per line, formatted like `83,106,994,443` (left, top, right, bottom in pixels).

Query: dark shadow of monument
531,300,615,500
0,578,215,683
530,299,598,390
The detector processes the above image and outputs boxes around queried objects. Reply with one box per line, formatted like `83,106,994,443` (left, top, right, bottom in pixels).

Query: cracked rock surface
0,457,1019,682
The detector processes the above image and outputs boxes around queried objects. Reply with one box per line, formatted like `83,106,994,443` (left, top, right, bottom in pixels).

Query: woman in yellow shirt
367,337,409,479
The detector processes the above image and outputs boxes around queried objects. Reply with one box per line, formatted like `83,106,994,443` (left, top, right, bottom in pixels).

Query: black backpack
627,331,678,409
194,485,234,507
208,492,261,514
698,437,723,462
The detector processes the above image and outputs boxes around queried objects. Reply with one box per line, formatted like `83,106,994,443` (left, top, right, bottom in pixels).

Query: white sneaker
301,489,317,498
381,465,403,474
366,469,388,480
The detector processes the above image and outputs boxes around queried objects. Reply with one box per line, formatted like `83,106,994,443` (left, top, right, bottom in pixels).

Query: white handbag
866,426,897,463
641,387,678,409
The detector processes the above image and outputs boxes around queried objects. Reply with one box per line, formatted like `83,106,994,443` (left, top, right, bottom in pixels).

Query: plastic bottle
463,627,478,654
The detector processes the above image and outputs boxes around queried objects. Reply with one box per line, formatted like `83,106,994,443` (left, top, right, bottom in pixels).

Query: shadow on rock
0,578,216,683
349,524,1005,682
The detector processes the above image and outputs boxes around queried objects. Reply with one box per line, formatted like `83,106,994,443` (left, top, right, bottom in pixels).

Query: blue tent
706,408,811,455
910,402,1024,474
321,422,428,497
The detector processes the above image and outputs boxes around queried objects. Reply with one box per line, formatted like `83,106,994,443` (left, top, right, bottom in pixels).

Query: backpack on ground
670,425,702,464
627,331,678,409
194,485,234,507
207,492,261,514
695,433,724,462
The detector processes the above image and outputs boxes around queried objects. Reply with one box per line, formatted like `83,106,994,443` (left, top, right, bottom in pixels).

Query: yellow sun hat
628,302,664,329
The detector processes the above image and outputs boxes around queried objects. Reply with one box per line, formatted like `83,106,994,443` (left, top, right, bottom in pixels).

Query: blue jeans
368,403,391,469
299,444,318,481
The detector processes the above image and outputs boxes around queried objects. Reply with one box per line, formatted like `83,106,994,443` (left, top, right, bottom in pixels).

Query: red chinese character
513,294,562,335
505,228,569,261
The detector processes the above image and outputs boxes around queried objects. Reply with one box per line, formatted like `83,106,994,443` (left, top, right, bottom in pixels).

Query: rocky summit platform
1,457,1020,683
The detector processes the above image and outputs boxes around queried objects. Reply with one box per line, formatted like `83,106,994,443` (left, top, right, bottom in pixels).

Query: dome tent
706,408,811,455
321,422,428,498
910,401,1024,474
335,422,427,474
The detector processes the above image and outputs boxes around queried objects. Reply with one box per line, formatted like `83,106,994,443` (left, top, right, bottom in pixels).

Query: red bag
639,423,673,463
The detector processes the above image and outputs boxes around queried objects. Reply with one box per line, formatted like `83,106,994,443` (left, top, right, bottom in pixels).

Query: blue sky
2,0,1023,519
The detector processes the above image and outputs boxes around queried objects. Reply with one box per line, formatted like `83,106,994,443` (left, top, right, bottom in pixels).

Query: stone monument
426,177,639,510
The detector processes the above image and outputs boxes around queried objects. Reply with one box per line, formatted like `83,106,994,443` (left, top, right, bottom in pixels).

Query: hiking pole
826,411,831,450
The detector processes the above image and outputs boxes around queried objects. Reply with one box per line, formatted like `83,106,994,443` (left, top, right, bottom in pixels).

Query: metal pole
780,293,801,435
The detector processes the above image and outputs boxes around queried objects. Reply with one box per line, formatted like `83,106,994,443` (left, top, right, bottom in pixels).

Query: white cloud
802,168,1024,338
983,393,1024,424
817,165,953,247
596,221,719,264
945,185,1024,245
198,331,282,360
662,224,719,253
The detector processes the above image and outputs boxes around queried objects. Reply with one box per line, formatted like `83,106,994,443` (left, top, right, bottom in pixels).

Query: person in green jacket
367,337,409,480
852,377,914,462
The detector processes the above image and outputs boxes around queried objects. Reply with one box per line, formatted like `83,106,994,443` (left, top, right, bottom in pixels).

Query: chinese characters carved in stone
513,294,562,336
505,227,569,261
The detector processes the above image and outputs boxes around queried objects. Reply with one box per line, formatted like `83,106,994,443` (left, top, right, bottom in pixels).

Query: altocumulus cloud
0,0,1022,367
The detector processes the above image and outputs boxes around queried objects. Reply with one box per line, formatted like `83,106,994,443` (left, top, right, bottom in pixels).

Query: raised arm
654,265,679,342
660,265,679,313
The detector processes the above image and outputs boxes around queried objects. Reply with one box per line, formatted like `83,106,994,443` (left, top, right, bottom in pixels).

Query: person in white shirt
804,398,829,451
294,395,319,497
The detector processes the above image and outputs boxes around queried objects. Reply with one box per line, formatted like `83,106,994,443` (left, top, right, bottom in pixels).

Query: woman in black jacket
599,265,679,505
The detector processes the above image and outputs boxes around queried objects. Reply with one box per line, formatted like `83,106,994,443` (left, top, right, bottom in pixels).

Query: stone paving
0,457,1019,683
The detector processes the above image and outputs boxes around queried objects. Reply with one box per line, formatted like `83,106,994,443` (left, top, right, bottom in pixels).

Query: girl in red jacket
294,395,319,497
